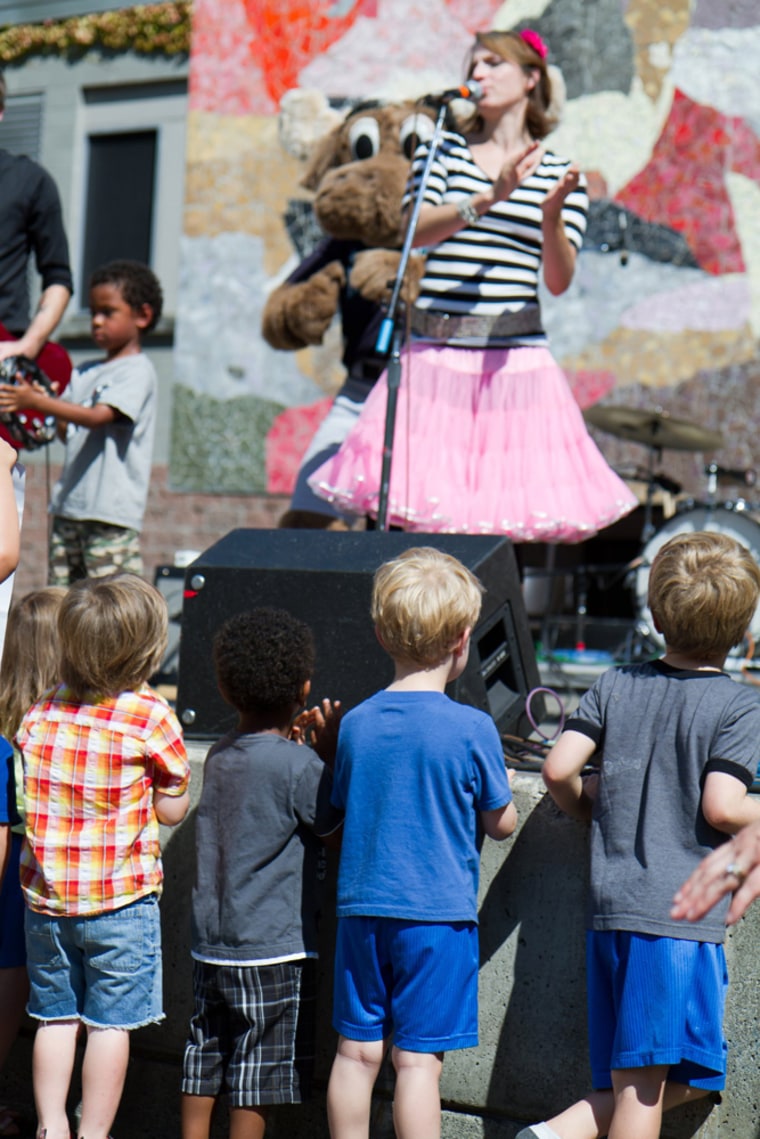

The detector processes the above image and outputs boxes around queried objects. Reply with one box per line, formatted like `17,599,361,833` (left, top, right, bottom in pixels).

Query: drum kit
578,404,760,661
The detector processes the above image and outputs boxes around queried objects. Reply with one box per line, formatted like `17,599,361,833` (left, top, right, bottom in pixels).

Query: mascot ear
278,88,343,163
301,125,344,190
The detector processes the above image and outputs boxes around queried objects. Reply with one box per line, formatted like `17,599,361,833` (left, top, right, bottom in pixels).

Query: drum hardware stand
640,446,672,543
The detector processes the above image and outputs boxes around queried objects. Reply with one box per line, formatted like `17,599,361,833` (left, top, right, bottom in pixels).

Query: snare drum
635,504,760,652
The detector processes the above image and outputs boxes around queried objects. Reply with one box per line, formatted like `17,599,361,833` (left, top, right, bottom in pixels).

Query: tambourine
0,355,60,449
0,322,72,451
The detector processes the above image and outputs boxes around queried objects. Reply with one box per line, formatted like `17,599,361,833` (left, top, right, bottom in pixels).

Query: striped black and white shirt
403,132,588,347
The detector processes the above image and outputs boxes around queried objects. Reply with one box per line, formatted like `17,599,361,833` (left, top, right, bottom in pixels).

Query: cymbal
583,405,724,452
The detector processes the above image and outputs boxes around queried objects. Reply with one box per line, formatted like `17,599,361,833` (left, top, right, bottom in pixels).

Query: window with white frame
74,79,187,317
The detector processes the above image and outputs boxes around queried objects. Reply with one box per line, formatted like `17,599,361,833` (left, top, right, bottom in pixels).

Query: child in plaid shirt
18,574,190,1139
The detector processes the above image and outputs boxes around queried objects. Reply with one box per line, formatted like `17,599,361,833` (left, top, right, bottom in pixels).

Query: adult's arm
0,438,20,583
0,283,72,362
0,162,73,361
541,165,582,295
409,141,543,249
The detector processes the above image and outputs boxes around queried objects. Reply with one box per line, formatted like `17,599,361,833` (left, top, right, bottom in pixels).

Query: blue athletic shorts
25,893,164,1030
587,929,728,1090
333,916,478,1052
0,833,25,967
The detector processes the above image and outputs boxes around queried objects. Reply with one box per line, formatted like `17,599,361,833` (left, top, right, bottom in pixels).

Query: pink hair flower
520,28,548,60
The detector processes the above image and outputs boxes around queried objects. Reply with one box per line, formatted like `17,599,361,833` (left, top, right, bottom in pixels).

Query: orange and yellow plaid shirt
18,684,189,917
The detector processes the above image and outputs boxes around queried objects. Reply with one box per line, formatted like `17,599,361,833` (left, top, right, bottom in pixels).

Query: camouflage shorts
48,516,143,587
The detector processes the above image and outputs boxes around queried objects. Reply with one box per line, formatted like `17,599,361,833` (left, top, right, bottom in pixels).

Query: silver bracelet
456,197,480,226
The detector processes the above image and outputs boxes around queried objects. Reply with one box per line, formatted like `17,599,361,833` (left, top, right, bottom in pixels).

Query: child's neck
237,711,292,737
661,649,726,672
106,339,142,362
387,654,455,694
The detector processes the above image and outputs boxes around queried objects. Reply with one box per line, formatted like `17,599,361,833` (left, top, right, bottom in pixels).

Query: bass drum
636,504,760,654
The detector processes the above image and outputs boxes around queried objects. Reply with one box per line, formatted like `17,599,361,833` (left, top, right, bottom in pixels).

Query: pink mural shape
266,398,333,494
616,89,760,276
441,0,504,31
565,370,616,410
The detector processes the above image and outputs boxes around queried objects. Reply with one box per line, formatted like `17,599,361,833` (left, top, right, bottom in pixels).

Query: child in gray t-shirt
181,607,342,1139
0,259,162,585
520,531,760,1139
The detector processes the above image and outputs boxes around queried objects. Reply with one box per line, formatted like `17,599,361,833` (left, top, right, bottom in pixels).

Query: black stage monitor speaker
176,530,541,741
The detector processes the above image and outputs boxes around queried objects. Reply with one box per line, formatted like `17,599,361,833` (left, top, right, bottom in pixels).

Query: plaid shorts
49,516,142,586
181,958,317,1106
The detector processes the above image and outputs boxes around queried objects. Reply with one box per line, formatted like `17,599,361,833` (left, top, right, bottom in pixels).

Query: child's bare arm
154,788,190,826
542,730,598,821
481,800,517,840
0,381,118,429
0,439,20,583
701,771,760,835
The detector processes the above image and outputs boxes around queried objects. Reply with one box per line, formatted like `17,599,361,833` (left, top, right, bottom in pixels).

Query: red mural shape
266,397,333,495
616,89,760,276
243,0,377,104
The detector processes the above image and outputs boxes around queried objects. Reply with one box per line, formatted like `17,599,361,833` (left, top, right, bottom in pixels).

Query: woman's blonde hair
648,531,760,657
464,29,558,139
59,574,168,700
0,587,67,739
371,546,483,667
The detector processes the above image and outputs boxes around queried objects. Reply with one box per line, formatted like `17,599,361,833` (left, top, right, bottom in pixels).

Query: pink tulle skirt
308,343,638,542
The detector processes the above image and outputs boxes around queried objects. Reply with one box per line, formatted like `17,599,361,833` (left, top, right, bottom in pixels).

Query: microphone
423,80,483,105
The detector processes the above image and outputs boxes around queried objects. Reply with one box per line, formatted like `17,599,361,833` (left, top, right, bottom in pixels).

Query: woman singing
309,29,636,541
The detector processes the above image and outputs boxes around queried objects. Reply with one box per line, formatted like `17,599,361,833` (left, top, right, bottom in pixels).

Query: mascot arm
349,249,426,306
262,260,347,350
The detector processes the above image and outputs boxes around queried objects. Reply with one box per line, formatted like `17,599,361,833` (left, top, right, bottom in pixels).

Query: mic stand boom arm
374,100,448,531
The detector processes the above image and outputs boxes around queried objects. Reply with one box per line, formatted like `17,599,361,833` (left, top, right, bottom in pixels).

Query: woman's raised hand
492,140,543,202
541,163,581,222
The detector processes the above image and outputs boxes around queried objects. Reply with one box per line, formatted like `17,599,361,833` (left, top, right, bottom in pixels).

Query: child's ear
453,626,472,659
298,678,312,707
134,303,153,330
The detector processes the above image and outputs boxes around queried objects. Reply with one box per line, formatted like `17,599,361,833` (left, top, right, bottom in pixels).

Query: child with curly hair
181,607,342,1139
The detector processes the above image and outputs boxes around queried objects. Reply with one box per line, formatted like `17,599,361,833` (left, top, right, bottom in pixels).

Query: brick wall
14,462,290,596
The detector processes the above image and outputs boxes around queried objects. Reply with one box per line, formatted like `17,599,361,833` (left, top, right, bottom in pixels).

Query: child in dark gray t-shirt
521,531,760,1139
181,608,342,1139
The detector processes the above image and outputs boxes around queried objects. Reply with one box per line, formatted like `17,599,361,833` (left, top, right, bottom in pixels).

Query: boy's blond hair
59,574,168,700
371,546,483,667
648,530,760,657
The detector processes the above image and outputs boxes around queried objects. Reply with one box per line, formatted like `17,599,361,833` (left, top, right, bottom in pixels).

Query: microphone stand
373,99,449,531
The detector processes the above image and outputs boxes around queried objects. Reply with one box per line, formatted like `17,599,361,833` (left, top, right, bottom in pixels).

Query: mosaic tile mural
172,0,760,511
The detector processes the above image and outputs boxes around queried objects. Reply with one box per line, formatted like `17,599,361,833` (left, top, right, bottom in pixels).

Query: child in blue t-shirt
326,546,516,1139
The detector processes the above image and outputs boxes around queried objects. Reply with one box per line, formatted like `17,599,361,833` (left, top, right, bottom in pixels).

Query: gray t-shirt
568,659,760,943
50,353,156,531
191,731,343,964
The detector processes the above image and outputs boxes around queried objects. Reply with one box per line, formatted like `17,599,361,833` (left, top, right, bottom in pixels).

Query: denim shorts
25,893,164,1029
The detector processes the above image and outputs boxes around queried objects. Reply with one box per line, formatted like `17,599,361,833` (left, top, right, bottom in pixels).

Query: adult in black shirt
0,71,73,363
